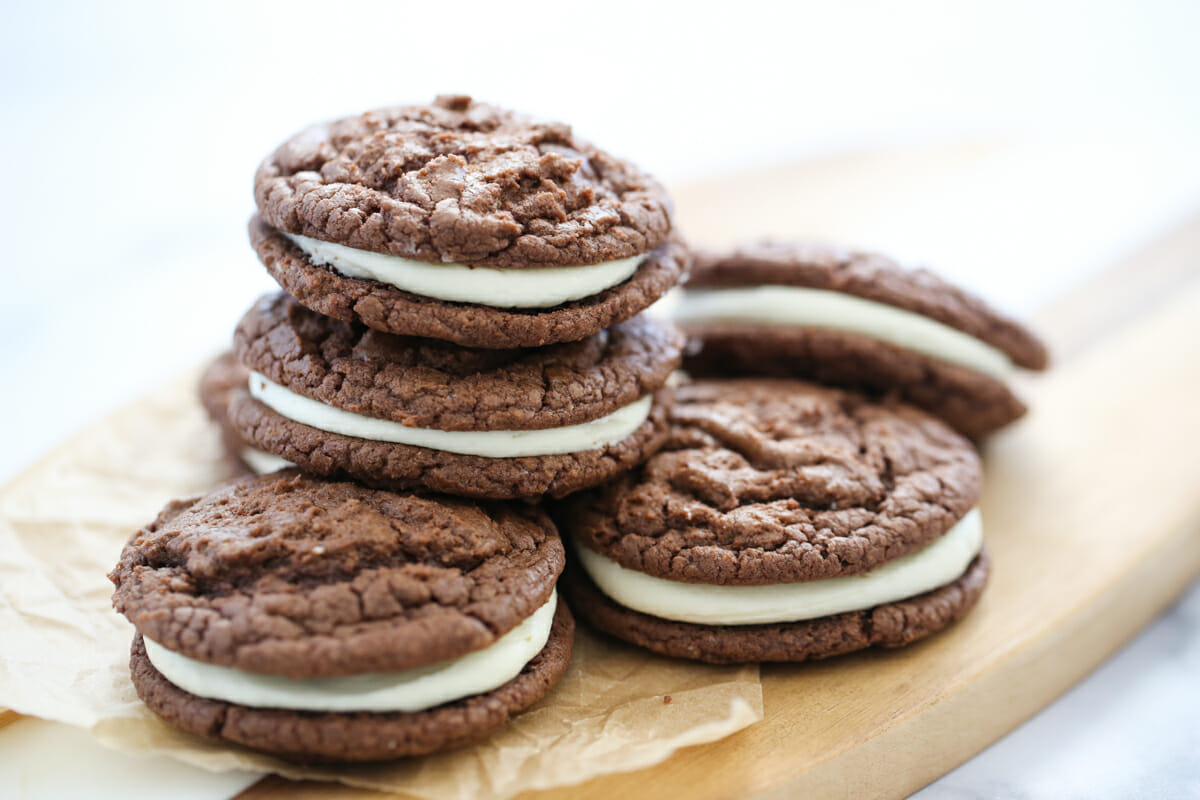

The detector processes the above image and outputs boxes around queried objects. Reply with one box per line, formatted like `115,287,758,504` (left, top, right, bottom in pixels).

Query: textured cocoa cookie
198,352,258,476
229,393,670,500
556,378,988,662
111,471,574,762
252,95,685,347
223,293,684,499
562,550,989,663
564,379,982,583
129,607,573,762
199,352,298,477
252,218,688,349
679,241,1048,437
198,351,247,426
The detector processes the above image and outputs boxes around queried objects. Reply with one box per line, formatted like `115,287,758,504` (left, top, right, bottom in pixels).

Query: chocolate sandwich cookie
110,471,574,762
251,95,686,349
224,293,685,500
198,353,294,476
557,379,990,664
677,242,1049,437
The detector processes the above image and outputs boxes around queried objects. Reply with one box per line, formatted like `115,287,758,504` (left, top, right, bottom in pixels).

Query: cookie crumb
663,695,672,705
435,94,473,111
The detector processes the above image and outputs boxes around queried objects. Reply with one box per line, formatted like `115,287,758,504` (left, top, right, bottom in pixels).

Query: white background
3,0,1200,478
2,2,1198,798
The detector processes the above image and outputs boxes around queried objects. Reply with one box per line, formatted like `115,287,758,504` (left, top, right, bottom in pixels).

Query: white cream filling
288,233,643,309
675,286,1012,378
248,372,653,458
239,447,294,475
143,591,558,713
577,509,983,625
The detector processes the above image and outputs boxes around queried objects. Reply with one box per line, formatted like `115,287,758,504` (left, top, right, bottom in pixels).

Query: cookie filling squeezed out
143,592,558,713
577,510,984,625
248,372,654,458
289,232,644,309
676,286,1013,378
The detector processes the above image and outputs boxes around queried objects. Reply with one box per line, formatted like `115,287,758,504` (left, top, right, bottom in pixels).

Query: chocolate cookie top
255,95,672,267
560,379,982,585
110,471,564,679
688,242,1048,370
234,292,684,431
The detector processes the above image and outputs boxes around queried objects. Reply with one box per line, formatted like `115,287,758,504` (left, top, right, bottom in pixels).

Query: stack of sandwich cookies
110,471,573,762
223,293,684,499
557,379,989,663
677,242,1048,437
166,95,689,761
251,94,686,349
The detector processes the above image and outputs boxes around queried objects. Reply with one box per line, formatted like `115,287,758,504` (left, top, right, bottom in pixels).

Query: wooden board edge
751,510,1200,799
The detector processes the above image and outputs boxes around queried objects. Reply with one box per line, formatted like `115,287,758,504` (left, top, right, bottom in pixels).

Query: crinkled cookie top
255,95,672,267
111,471,563,678
561,378,982,585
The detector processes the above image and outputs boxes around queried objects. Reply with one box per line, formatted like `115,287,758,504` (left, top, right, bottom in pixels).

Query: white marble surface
2,3,1199,798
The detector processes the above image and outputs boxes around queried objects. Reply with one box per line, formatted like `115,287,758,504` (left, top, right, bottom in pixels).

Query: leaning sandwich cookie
676,242,1048,437
109,471,573,762
251,94,687,349
224,293,685,499
198,352,294,475
556,379,989,664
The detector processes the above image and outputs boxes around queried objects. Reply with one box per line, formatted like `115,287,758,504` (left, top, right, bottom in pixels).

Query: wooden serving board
241,146,1200,799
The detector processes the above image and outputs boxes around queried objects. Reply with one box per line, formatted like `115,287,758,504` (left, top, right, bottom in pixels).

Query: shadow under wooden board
236,151,1200,799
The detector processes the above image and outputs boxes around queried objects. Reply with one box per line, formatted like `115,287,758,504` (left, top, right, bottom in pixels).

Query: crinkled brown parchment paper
0,366,762,799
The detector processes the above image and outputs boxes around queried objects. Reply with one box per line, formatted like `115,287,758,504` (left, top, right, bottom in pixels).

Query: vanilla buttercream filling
675,286,1012,378
239,447,294,475
287,232,644,309
248,372,653,458
576,509,983,625
143,592,558,713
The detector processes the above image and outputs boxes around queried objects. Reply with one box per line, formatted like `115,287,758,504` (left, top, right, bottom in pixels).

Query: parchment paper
0,366,762,799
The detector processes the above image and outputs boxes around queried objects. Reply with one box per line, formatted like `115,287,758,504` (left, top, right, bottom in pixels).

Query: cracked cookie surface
234,292,684,431
109,471,564,678
557,379,982,585
255,95,672,268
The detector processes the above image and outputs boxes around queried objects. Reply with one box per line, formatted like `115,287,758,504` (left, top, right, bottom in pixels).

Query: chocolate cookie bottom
251,217,687,349
227,387,672,500
683,325,1025,438
130,602,574,763
563,550,989,664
